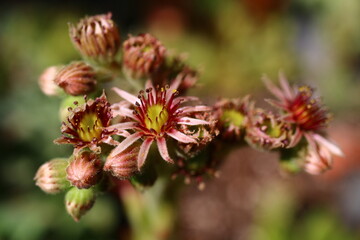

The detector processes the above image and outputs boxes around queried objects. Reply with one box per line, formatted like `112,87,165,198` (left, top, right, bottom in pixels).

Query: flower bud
245,109,293,150
66,152,102,189
54,61,97,96
104,143,140,179
122,33,166,79
38,66,63,96
65,187,96,221
34,158,70,194
69,13,120,64
174,66,198,94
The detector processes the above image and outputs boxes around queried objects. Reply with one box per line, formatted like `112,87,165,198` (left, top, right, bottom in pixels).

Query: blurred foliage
0,0,359,239
251,181,356,240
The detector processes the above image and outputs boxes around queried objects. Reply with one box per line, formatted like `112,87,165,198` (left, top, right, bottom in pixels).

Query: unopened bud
38,66,63,96
34,158,70,194
69,13,121,64
55,61,97,96
65,187,96,221
104,144,139,179
123,33,166,79
66,152,102,189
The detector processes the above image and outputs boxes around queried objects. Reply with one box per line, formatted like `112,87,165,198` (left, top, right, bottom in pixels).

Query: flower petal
138,138,154,169
178,117,209,126
167,129,197,143
112,104,138,120
109,132,143,158
313,133,344,157
113,87,139,104
279,71,295,100
262,75,286,102
287,127,303,148
177,105,212,114
156,137,173,163
108,122,138,131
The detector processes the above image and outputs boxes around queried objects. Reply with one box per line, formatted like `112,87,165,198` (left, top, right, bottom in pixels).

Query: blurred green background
0,0,360,239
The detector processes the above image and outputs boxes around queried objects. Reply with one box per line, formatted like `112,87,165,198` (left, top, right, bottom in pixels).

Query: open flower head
263,73,330,134
54,92,116,153
245,108,294,150
109,79,210,169
214,96,252,139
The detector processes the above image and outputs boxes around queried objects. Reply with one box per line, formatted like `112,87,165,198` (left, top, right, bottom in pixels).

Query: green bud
279,146,306,174
65,187,96,221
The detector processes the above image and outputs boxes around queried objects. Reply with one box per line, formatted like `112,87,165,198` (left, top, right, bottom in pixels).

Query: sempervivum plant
34,12,343,231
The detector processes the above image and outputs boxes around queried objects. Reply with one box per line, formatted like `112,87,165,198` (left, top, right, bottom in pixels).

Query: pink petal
173,96,199,105
109,132,143,158
113,87,138,104
177,105,212,114
288,127,303,148
138,138,154,169
313,133,344,157
108,122,138,131
156,137,174,163
264,99,287,109
112,105,137,120
262,75,286,102
279,71,295,100
178,117,209,126
103,136,120,146
167,129,197,143
170,75,182,91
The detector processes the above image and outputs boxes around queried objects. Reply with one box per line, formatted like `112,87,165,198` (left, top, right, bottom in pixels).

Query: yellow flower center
221,110,244,127
263,120,282,138
144,104,169,133
78,113,103,142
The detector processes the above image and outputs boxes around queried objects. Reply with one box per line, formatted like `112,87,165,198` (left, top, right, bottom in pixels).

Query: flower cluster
35,13,343,221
